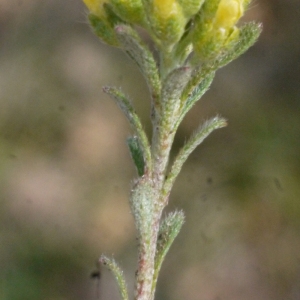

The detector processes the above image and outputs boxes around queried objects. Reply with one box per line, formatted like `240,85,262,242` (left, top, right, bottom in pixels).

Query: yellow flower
83,0,106,17
153,0,179,19
214,0,244,29
149,0,186,46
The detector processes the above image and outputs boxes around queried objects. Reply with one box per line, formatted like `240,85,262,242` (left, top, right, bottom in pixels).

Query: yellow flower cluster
83,0,250,61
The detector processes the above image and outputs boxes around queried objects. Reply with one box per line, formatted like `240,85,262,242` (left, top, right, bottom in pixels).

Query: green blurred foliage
0,0,299,299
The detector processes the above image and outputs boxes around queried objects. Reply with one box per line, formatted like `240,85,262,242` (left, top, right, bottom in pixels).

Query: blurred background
0,0,300,299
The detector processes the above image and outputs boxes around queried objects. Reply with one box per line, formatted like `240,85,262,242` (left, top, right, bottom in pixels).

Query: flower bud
83,0,121,46
192,0,248,62
147,0,187,47
214,0,244,30
110,0,146,25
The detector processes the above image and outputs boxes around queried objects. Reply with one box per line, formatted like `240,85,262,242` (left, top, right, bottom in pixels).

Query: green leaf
100,255,129,300
103,86,152,174
215,22,263,68
176,70,215,129
88,14,119,46
152,211,185,297
127,136,145,176
161,66,193,130
114,24,161,104
180,65,215,106
163,116,227,199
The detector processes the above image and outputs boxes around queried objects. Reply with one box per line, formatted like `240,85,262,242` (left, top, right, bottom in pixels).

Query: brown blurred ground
0,1,300,300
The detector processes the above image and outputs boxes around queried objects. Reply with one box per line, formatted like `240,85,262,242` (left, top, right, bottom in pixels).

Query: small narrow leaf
161,66,193,129
114,24,161,102
103,86,152,174
175,71,215,129
180,65,215,111
216,22,263,68
127,136,145,176
162,67,193,106
163,116,227,199
152,211,185,297
100,255,129,300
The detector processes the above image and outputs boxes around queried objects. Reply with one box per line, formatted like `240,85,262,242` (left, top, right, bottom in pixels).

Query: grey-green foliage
86,2,262,299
